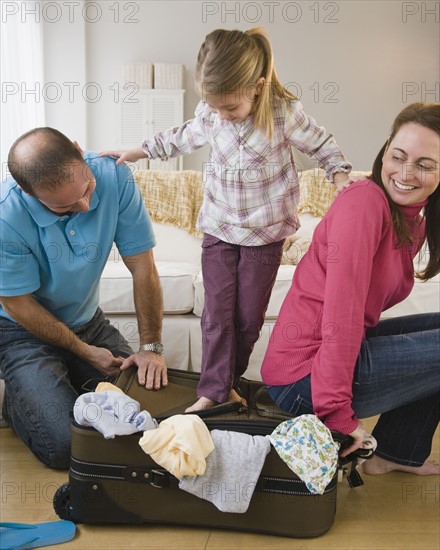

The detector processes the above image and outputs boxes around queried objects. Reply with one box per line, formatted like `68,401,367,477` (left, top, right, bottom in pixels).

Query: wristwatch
139,341,164,355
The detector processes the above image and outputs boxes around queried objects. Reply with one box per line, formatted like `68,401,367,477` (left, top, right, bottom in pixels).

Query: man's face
34,162,96,215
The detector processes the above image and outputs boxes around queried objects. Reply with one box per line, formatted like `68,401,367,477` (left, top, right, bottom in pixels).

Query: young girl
102,28,352,412
262,102,440,474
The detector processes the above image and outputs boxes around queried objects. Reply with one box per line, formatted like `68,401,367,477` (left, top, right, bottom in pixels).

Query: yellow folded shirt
95,382,124,394
139,414,214,478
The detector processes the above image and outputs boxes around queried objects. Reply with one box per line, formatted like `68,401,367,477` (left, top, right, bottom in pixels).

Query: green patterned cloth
269,415,340,494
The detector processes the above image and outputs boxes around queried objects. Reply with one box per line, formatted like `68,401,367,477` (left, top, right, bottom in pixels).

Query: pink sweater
261,180,426,434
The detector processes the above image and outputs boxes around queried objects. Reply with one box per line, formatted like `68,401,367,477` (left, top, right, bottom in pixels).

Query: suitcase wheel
53,483,77,522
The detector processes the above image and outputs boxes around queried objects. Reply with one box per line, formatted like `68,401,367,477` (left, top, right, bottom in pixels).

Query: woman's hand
340,420,368,457
99,147,147,165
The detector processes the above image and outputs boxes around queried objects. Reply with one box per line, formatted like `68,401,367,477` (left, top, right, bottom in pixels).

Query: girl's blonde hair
195,27,297,140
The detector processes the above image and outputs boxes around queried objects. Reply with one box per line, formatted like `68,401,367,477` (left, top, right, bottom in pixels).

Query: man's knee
5,392,72,470
44,440,71,470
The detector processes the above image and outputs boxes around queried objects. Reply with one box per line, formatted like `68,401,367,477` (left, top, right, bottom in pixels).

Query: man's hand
120,351,168,390
85,345,124,377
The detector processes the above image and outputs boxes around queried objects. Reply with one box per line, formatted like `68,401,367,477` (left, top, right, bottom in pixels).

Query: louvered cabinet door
120,89,184,170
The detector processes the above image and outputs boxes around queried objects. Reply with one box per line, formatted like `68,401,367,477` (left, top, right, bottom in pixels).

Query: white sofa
101,168,440,382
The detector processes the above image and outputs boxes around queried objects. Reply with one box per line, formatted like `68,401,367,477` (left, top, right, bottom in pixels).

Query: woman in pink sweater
261,102,440,475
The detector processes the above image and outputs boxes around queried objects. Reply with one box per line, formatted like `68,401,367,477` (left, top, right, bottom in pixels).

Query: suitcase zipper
69,457,337,495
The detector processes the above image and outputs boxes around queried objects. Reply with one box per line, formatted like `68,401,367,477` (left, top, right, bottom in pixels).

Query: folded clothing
95,381,124,394
179,429,271,513
74,390,157,438
139,414,214,478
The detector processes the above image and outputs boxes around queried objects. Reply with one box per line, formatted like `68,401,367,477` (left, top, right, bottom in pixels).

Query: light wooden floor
1,417,439,550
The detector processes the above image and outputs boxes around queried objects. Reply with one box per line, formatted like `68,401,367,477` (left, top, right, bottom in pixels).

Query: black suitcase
54,368,367,538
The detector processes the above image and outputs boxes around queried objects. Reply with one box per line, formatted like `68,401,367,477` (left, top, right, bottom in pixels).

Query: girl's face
205,81,263,124
381,122,440,206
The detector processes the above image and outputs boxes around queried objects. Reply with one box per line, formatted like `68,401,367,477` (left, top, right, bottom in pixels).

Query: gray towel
179,429,270,513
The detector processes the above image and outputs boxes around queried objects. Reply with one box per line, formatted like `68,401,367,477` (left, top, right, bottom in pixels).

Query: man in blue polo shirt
0,127,168,469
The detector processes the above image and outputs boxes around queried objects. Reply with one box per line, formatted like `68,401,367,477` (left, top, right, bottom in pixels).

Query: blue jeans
0,308,133,469
266,313,440,466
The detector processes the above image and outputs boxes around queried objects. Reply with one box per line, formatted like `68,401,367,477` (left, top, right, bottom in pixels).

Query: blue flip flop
0,521,76,550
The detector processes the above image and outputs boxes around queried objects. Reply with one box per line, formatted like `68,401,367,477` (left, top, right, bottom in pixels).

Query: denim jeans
0,308,133,469
266,313,440,466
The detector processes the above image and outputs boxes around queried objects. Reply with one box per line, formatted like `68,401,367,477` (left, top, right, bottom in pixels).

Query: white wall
39,0,439,171
43,4,87,146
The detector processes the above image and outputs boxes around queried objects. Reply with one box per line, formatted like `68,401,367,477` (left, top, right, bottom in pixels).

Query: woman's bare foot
362,455,440,476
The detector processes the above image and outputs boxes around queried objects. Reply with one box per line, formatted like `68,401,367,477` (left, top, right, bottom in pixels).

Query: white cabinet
119,89,184,170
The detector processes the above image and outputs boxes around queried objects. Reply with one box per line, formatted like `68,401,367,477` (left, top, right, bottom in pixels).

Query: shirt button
239,144,244,150
69,230,75,235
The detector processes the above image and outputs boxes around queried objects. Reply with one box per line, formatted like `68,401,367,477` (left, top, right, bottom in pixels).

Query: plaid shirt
142,98,351,245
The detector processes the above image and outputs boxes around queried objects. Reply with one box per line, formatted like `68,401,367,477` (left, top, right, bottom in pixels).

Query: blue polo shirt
0,153,156,327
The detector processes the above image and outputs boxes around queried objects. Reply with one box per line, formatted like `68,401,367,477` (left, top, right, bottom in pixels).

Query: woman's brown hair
369,102,440,280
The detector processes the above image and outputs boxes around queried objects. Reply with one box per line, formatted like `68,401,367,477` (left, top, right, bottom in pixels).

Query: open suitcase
54,368,368,538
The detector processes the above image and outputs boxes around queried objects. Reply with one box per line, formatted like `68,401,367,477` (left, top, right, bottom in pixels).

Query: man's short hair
7,127,84,195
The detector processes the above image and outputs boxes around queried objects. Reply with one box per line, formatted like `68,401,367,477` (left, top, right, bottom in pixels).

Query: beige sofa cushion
134,169,204,237
297,169,371,217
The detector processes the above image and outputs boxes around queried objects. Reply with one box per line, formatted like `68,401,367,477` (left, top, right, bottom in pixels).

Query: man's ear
17,185,30,195
72,140,84,156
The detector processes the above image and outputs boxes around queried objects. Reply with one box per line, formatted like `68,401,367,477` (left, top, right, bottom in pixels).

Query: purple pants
198,234,284,402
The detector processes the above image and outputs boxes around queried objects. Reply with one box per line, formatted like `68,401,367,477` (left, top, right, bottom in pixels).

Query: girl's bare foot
362,455,440,476
184,389,248,413
185,396,218,413
229,388,247,408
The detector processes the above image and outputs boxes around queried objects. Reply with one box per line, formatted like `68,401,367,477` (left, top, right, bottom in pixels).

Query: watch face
154,342,164,354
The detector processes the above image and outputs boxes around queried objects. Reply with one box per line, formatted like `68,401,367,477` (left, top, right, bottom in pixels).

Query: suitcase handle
186,400,246,419
251,386,373,487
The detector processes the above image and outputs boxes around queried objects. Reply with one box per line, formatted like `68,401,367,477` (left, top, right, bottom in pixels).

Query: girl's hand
334,173,352,195
340,420,367,457
99,147,147,165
